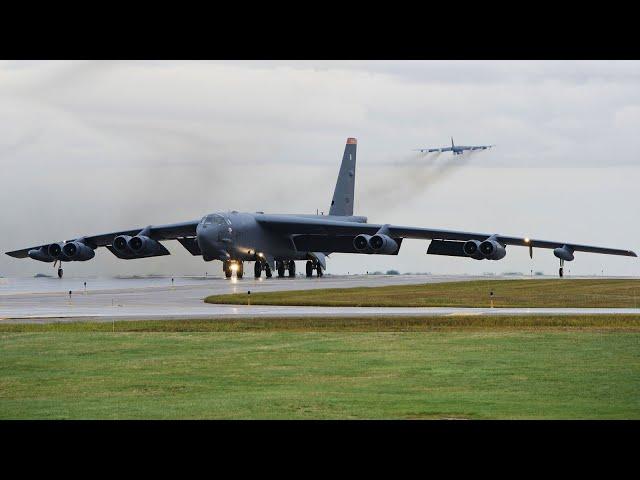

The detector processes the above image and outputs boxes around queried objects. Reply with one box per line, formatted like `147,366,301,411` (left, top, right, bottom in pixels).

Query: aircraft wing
5,220,200,258
415,147,453,153
256,214,637,257
469,145,493,151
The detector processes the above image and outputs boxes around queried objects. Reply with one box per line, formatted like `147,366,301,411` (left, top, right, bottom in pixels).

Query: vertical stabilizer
329,137,357,216
451,136,455,148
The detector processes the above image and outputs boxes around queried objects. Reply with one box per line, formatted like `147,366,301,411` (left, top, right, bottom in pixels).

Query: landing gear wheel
316,264,323,277
306,261,313,277
559,267,564,278
58,267,63,279
224,261,232,278
277,261,285,278
237,262,243,279
265,264,272,278
254,261,262,279
288,260,296,277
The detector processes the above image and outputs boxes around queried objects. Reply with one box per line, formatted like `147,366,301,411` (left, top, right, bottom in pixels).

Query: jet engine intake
62,241,95,261
353,234,371,252
369,234,399,254
479,239,507,260
463,240,484,260
113,235,133,254
128,235,162,255
48,243,65,259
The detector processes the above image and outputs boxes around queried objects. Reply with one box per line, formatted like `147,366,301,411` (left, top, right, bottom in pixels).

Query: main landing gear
559,258,564,278
306,260,323,278
223,260,244,279
276,260,296,278
254,260,272,279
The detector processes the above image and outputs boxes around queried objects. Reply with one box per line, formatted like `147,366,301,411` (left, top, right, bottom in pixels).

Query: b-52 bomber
416,137,493,155
6,137,636,279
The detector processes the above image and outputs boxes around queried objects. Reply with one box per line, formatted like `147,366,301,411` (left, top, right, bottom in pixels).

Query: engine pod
353,234,371,252
62,241,95,261
128,235,162,256
369,234,399,254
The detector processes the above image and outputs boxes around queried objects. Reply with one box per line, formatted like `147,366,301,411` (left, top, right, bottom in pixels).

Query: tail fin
451,136,455,148
329,137,357,216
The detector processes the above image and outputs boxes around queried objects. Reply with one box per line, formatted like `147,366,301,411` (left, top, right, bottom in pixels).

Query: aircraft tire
316,264,323,277
277,261,285,278
288,260,296,277
306,261,313,277
559,267,564,278
237,262,243,279
265,264,272,278
254,261,261,278
58,267,63,279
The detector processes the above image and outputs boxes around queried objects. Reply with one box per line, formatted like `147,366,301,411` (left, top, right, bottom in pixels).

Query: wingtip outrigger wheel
559,258,564,278
53,259,63,278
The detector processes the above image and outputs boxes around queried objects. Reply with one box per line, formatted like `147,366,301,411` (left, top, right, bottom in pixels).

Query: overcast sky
1,60,638,277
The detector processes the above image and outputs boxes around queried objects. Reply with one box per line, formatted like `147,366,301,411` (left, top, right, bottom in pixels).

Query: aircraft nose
196,225,228,261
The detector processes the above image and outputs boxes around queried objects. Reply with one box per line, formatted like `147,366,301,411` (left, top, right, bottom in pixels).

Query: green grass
1,315,640,333
1,317,639,419
205,279,640,308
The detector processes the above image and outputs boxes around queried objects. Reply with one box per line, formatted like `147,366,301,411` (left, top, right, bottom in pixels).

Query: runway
1,274,639,323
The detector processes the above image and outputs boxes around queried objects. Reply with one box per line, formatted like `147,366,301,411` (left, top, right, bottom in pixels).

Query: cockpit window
202,214,226,226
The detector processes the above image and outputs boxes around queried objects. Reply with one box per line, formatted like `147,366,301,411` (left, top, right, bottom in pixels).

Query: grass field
1,317,639,419
205,279,640,308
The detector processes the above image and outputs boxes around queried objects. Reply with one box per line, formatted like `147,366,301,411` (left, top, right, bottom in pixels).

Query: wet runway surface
1,274,639,323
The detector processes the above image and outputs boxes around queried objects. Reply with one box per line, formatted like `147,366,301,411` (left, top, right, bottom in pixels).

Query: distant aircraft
5,138,636,279
416,137,494,155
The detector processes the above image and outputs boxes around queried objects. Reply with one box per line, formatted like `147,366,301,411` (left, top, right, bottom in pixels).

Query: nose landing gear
223,260,244,279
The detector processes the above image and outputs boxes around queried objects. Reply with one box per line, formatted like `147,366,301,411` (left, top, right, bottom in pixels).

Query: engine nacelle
48,242,66,259
369,234,399,254
353,234,372,252
463,240,484,260
479,239,507,260
113,235,133,254
553,245,575,262
28,246,55,263
128,235,162,255
62,241,95,261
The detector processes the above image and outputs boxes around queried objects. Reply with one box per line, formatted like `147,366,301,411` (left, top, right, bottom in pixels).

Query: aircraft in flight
416,137,494,155
6,138,636,279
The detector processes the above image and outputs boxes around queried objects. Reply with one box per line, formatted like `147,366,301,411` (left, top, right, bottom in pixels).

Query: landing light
230,263,239,272
524,237,530,243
